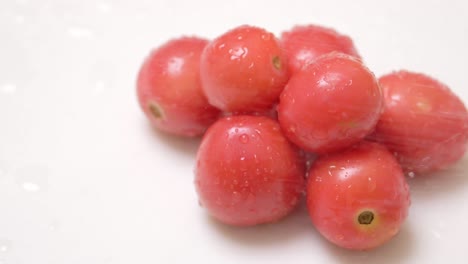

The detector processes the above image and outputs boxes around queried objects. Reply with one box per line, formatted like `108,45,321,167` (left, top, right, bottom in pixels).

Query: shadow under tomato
408,154,468,200
207,201,315,248
324,222,414,264
143,120,202,157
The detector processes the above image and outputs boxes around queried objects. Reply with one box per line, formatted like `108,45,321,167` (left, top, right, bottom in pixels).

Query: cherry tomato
371,70,468,174
278,52,382,154
307,141,410,250
281,24,361,74
195,116,305,226
137,37,220,137
200,25,289,112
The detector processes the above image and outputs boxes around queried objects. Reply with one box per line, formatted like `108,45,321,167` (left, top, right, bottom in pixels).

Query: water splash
96,2,112,13
14,165,49,193
49,220,60,231
15,15,25,24
0,239,11,253
103,256,113,263
21,181,41,192
0,83,17,94
67,26,94,39
94,80,106,95
0,162,7,178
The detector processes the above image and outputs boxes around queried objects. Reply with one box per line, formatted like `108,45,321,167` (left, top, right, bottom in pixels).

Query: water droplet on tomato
367,177,376,191
239,134,249,144
229,47,248,60
232,191,242,204
287,125,296,133
261,34,270,40
167,57,185,76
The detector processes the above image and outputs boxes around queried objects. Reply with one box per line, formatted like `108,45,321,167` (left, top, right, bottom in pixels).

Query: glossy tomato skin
307,141,410,250
137,37,220,137
278,53,382,154
200,25,289,112
281,24,361,74
195,116,305,226
372,71,468,174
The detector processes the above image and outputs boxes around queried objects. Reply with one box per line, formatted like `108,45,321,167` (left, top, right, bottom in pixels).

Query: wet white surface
1,0,468,263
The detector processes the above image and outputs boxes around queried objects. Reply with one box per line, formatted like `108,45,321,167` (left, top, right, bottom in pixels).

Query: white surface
1,0,468,263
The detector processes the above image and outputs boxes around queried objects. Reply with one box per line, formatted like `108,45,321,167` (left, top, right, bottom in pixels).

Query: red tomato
137,37,220,137
195,116,305,226
278,52,382,154
371,70,468,174
200,25,289,112
281,24,361,74
307,141,410,250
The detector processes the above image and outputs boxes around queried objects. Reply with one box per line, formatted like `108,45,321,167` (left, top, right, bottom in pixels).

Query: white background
1,0,467,263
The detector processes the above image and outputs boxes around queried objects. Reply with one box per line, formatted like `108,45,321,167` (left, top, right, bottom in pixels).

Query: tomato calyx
272,56,282,70
148,101,164,119
358,210,375,225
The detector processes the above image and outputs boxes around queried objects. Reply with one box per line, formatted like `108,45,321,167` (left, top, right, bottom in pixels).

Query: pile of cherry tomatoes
136,24,468,250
